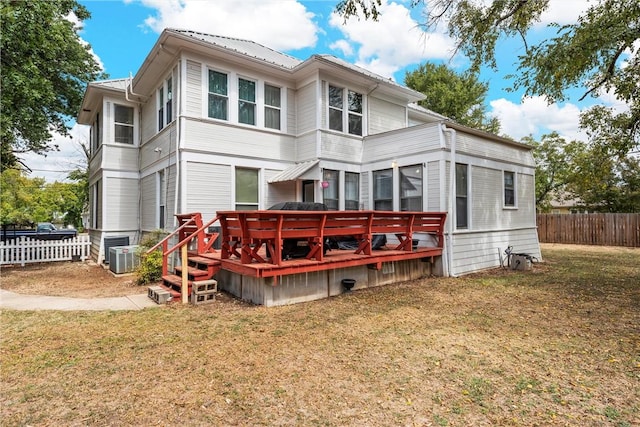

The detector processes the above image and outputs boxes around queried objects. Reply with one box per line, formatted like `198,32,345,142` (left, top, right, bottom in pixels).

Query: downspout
173,59,184,227
441,123,457,277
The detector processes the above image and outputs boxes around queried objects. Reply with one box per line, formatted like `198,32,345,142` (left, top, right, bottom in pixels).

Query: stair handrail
163,214,222,258
145,216,198,254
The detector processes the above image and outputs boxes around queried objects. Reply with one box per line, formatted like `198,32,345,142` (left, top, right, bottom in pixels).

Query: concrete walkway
0,289,160,311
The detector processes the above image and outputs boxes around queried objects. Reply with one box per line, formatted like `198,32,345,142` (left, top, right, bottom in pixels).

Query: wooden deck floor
199,245,443,278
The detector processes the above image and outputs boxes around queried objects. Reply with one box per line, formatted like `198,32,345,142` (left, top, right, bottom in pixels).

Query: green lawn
1,244,638,426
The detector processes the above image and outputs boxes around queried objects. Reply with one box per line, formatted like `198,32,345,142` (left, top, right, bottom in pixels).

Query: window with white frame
91,111,102,155
345,172,360,210
456,163,468,229
373,169,393,211
504,171,516,207
208,70,228,120
158,170,166,229
264,84,281,130
328,85,344,132
238,78,256,125
348,90,363,136
157,85,164,131
400,165,422,211
114,105,134,144
323,169,339,210
91,179,102,229
235,168,259,210
165,76,173,125
328,85,363,136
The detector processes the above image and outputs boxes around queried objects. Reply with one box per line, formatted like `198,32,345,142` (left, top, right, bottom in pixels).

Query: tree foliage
0,0,105,171
337,0,640,152
405,62,500,133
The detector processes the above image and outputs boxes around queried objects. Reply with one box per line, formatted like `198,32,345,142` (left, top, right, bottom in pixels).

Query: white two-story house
77,28,541,277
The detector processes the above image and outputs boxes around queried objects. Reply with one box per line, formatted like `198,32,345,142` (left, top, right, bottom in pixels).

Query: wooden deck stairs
151,212,221,304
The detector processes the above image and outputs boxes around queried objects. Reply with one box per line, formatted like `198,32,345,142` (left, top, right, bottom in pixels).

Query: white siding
286,88,296,134
362,124,441,163
295,132,317,162
456,132,534,167
183,120,296,161
361,171,370,209
185,162,232,219
186,59,202,116
368,97,406,135
320,132,363,163
264,169,296,208
101,145,139,171
139,128,174,170
105,177,139,230
296,82,316,134
427,161,440,211
166,166,177,223
451,228,542,276
140,91,157,144
140,174,156,230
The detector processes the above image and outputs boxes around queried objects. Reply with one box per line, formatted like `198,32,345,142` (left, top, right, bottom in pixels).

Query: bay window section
400,165,422,211
345,172,360,210
238,78,256,125
208,70,228,120
328,85,343,132
264,84,281,130
456,163,468,229
235,168,258,210
348,90,363,136
323,169,339,210
373,169,393,211
114,105,134,144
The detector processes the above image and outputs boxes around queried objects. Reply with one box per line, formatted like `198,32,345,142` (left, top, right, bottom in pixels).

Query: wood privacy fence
536,213,640,247
0,235,91,266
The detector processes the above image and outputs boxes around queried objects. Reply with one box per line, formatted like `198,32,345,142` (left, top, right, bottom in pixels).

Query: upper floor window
400,165,422,211
264,84,281,130
165,76,173,124
91,111,102,155
345,172,360,210
328,85,363,136
456,163,468,229
208,70,228,120
157,76,173,131
373,169,393,211
238,78,256,125
157,86,164,130
114,105,134,144
504,171,516,207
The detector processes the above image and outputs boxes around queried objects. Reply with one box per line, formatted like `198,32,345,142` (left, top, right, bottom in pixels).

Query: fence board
0,235,91,266
536,214,640,247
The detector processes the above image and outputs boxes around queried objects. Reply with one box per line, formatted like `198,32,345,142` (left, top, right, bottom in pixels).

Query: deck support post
181,244,188,304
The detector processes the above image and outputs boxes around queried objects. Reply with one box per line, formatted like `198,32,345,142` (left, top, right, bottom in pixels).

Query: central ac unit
109,245,140,274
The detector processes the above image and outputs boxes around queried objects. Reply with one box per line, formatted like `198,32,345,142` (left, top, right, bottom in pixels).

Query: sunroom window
400,165,422,211
114,105,134,144
373,169,393,211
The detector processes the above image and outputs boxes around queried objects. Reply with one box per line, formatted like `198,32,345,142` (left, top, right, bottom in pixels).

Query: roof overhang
268,160,320,183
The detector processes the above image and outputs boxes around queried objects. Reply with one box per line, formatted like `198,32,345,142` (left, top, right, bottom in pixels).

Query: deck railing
217,210,446,266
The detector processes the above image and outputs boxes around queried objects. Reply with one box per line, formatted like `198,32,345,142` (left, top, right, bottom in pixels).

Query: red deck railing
217,210,446,266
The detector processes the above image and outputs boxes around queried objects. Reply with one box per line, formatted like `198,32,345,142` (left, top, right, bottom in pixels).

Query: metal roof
268,160,320,183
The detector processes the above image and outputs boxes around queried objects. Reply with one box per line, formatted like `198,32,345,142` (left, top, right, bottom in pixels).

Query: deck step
162,274,193,296
174,265,211,279
188,256,222,266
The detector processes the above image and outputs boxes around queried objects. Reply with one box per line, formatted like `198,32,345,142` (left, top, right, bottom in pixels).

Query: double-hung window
238,78,256,125
504,171,515,207
157,86,164,130
328,85,363,136
264,84,281,130
165,76,173,124
456,163,468,229
345,172,360,210
208,70,228,120
323,169,339,210
114,105,134,145
373,169,393,211
400,165,422,211
157,76,173,131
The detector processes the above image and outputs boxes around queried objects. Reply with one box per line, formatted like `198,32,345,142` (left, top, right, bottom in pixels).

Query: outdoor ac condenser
109,245,140,274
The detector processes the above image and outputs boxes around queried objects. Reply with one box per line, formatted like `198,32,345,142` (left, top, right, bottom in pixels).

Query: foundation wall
217,258,436,307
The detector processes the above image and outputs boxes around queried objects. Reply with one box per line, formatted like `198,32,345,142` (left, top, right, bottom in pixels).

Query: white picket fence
0,235,91,266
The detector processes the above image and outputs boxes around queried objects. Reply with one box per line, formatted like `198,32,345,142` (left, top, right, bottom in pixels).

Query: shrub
135,230,166,286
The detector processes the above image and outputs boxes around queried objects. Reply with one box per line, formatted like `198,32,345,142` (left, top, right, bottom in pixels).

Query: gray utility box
510,254,532,271
109,245,140,274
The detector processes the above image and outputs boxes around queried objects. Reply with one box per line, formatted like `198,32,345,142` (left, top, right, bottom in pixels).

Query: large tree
0,0,105,171
405,62,500,133
337,0,640,153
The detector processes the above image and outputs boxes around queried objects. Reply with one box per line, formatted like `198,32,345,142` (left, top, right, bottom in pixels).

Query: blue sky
26,0,629,182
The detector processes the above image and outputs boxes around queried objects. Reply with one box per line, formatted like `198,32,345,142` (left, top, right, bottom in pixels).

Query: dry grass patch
1,244,639,426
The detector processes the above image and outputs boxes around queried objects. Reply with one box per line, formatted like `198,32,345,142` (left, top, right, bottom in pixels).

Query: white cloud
490,96,587,141
137,0,319,51
537,0,592,26
21,125,90,183
329,39,353,57
328,0,456,79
